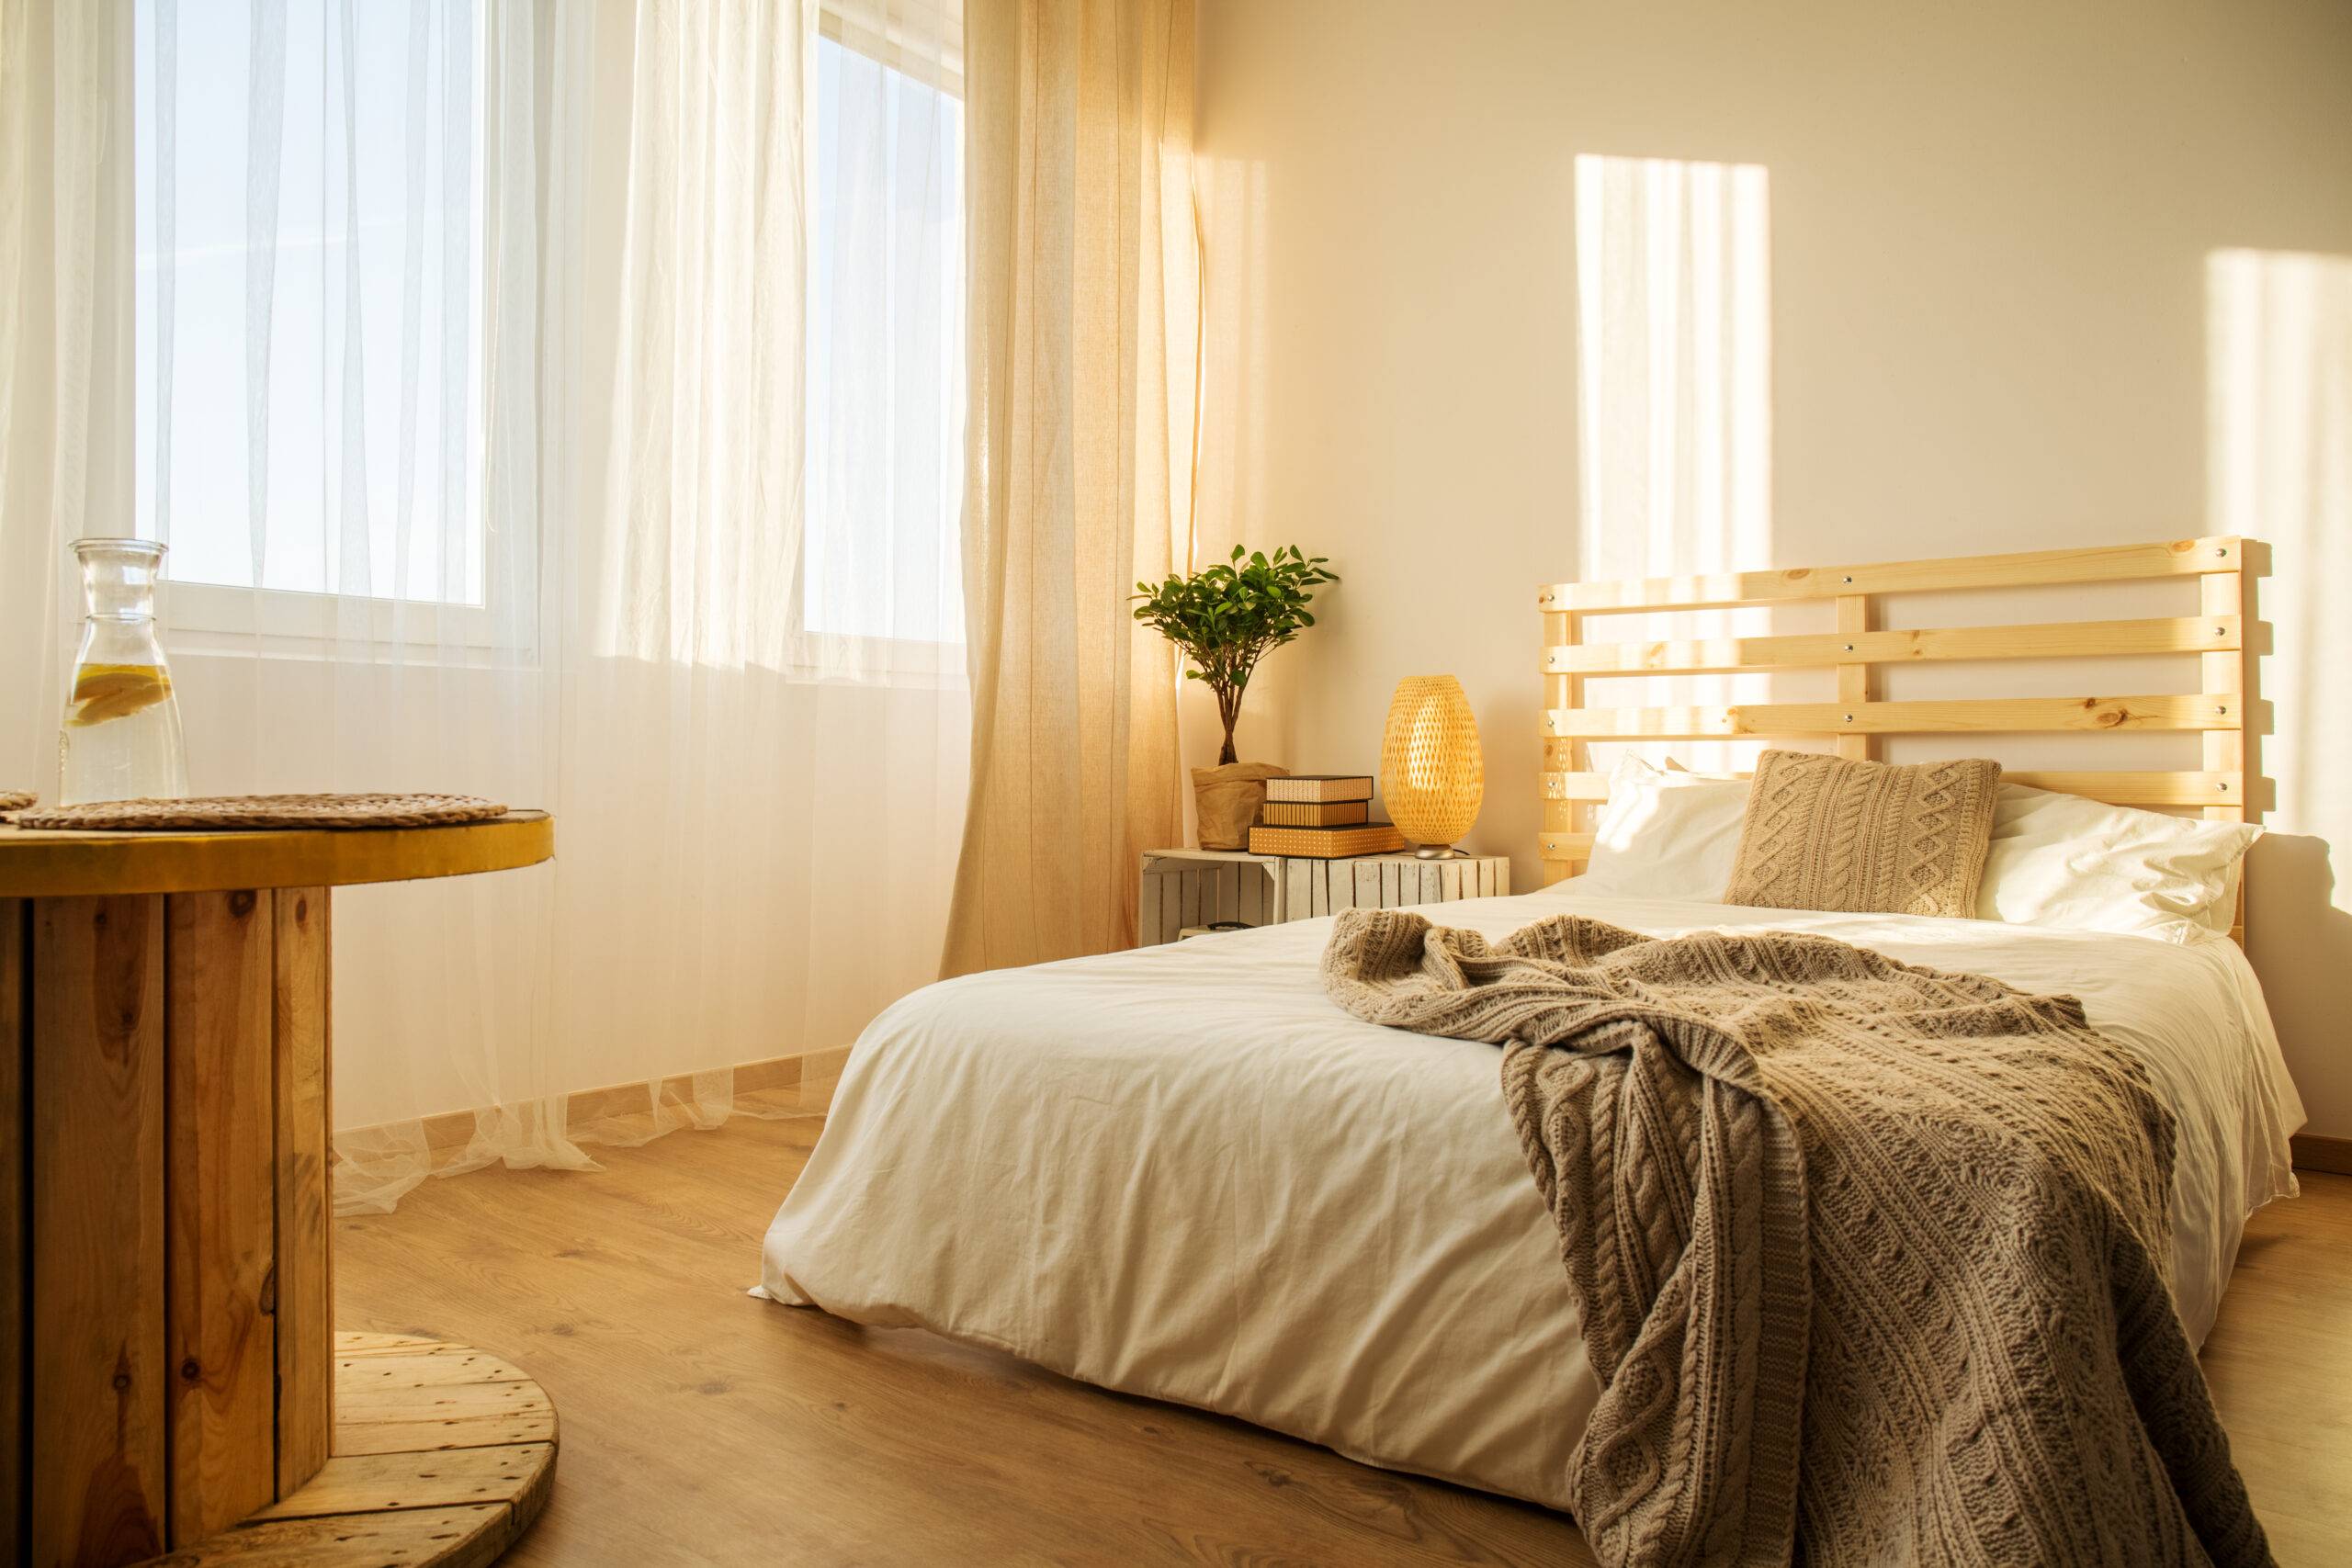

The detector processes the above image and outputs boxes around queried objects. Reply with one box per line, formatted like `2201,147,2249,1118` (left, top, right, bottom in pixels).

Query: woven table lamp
1380,675,1484,858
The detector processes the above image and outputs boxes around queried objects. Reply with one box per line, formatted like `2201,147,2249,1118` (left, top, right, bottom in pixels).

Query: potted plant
1134,544,1338,848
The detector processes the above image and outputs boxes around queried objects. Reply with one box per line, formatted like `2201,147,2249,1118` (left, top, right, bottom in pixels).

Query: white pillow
1975,784,2260,941
1576,755,1750,901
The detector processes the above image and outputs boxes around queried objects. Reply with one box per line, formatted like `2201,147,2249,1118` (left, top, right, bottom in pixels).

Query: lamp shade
1380,675,1483,855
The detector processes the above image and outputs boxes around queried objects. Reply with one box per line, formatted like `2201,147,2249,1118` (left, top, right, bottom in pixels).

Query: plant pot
1192,761,1287,851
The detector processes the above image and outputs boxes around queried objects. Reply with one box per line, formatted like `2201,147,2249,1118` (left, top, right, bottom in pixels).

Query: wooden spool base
145,1333,557,1567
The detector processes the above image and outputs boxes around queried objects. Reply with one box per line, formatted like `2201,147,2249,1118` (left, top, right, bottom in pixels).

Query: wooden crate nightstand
1137,850,1511,946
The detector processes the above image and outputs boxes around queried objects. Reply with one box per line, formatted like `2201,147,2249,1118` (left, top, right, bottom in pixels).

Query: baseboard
339,1043,854,1156
2290,1132,2352,1177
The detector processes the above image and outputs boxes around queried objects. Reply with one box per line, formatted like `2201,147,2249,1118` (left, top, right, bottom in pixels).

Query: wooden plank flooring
336,1115,2352,1567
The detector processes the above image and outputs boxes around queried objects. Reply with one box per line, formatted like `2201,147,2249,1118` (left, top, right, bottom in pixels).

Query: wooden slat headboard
1538,535,2253,936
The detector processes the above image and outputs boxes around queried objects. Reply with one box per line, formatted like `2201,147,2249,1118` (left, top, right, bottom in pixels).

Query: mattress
758,886,2306,1513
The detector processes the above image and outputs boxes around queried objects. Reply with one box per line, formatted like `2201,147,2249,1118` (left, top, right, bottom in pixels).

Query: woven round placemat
13,793,509,832
0,791,33,814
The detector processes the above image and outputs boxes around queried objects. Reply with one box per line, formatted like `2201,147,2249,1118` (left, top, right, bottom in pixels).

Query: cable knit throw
1321,908,2271,1568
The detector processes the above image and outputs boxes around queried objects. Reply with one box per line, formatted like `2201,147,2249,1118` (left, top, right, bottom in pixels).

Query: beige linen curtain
944,0,1198,974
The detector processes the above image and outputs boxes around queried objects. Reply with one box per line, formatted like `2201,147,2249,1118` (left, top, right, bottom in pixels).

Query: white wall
1193,0,2352,1133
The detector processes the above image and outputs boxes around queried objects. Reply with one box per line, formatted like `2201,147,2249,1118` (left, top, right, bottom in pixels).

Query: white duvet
759,887,2306,1513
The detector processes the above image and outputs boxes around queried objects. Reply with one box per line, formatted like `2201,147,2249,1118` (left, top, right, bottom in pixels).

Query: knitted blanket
1320,908,2271,1568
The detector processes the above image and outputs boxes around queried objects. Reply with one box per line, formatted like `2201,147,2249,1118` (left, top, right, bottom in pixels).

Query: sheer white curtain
4,0,968,1212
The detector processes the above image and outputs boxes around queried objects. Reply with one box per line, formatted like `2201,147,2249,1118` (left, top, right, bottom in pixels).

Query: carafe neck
73,536,169,622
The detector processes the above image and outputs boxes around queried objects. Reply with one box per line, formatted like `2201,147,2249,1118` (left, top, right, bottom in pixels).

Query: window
805,24,967,649
133,0,491,617
131,3,964,662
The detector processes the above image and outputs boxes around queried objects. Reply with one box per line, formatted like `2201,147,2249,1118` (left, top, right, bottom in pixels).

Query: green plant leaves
1131,546,1339,714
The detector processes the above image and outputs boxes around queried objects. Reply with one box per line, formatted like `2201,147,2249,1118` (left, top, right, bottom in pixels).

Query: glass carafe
58,537,190,806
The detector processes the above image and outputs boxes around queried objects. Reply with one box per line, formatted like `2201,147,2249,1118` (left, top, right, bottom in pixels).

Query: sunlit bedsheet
760,886,2304,1512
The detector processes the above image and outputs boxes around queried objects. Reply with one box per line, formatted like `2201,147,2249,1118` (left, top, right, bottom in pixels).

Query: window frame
133,0,521,661
133,5,969,682
796,9,970,682
161,579,508,660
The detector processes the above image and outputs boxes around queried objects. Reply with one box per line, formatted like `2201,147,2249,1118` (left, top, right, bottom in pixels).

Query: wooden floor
337,1115,2352,1567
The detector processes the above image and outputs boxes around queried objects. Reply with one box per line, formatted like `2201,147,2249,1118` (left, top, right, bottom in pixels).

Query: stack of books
1249,776,1405,857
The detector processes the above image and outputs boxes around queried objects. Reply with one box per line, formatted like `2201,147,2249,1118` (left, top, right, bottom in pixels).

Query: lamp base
1411,844,1463,860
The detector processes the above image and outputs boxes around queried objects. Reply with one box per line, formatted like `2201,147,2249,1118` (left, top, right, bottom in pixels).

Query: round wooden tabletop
0,808,552,897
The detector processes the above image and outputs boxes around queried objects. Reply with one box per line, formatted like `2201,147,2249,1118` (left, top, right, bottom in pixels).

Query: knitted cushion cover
1724,749,2000,918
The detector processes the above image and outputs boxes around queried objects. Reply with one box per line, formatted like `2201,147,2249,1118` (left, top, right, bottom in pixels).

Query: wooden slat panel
2007,770,2245,806
1544,615,2242,674
2203,573,2249,934
1836,596,1874,762
1,899,21,1553
332,1378,550,1422
1551,607,1589,874
273,887,334,1496
333,1349,534,1394
146,1500,535,1568
1541,766,2244,807
2204,574,2247,822
32,894,167,1567
249,1443,555,1523
1543,694,2237,739
1539,834,1600,863
335,1332,481,1356
1538,536,2244,613
166,889,278,1545
331,1411,556,1458
1137,871,1164,945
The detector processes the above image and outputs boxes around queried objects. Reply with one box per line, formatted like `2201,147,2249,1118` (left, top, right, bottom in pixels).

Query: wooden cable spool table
0,811,557,1567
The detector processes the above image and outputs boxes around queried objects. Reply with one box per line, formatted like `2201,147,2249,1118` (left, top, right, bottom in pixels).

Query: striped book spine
1261,800,1370,827
1247,822,1407,858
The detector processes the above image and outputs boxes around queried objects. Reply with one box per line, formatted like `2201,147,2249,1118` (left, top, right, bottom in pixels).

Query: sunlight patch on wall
2209,246,2352,1132
1573,154,1772,773
2209,248,2352,871
1184,153,1280,790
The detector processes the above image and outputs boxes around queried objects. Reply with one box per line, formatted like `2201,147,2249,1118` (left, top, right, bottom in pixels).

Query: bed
760,534,2305,1517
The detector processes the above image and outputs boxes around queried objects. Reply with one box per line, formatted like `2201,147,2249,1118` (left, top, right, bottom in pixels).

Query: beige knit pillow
1724,750,2002,918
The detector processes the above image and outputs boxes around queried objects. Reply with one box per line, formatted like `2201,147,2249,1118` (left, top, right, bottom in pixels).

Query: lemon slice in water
67,663,175,728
